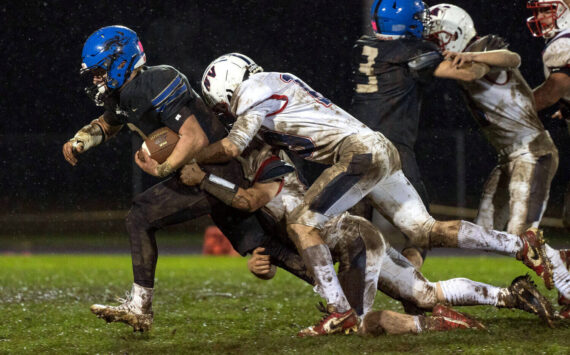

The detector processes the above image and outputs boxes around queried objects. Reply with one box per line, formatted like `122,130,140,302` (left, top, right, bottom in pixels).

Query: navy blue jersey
103,65,227,142
350,35,441,148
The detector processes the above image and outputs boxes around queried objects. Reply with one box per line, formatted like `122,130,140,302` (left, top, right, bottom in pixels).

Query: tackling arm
445,49,521,69
194,137,242,164
179,162,280,212
434,60,490,82
533,72,570,112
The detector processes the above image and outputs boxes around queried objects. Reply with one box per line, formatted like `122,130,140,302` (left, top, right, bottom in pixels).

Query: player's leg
505,152,558,235
378,247,554,323
91,160,252,331
391,143,430,269
360,306,484,336
475,164,509,231
326,214,386,317
91,176,215,331
367,169,557,290
291,133,391,336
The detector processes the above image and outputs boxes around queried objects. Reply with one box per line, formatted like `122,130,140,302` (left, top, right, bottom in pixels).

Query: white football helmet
201,53,263,110
527,0,570,38
427,4,477,52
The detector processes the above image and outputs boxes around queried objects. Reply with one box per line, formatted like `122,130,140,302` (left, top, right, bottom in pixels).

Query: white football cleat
90,283,154,332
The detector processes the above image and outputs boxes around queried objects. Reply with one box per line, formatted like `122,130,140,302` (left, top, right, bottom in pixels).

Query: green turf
0,255,568,354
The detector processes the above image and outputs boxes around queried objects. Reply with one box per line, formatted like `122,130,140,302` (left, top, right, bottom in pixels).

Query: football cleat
502,274,555,328
431,304,486,330
558,305,570,320
516,229,553,290
297,303,359,337
90,284,154,332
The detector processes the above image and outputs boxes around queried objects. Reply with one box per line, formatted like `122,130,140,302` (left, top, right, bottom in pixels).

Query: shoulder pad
254,156,295,183
232,73,275,116
466,35,509,52
408,51,442,71
544,35,570,68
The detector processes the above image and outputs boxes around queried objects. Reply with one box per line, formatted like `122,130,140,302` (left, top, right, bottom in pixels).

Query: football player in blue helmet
63,25,297,333
370,0,430,39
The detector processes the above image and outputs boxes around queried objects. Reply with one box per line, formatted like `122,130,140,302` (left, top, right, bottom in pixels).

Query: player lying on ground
196,52,570,311
181,145,556,332
427,3,570,320
64,26,302,332
526,0,570,316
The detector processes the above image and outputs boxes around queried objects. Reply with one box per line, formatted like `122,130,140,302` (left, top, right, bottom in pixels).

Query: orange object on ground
202,226,239,256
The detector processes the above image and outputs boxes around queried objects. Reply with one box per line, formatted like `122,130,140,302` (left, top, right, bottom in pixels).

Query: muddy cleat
558,305,570,320
90,283,154,332
297,303,359,337
431,304,486,330
502,274,555,328
516,229,553,290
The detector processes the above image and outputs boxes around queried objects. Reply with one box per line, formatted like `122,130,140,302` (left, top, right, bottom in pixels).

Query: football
140,127,179,164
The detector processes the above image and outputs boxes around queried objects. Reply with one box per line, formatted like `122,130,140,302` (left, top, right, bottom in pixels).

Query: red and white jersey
460,68,545,153
228,72,372,165
543,28,570,102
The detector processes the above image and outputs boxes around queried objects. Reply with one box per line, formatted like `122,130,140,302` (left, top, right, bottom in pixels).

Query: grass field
0,254,569,354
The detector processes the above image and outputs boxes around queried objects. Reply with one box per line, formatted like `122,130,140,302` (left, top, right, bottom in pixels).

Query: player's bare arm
180,162,280,211
247,247,277,280
135,114,208,177
434,60,490,82
62,115,123,166
444,49,520,69
533,72,570,111
194,137,241,164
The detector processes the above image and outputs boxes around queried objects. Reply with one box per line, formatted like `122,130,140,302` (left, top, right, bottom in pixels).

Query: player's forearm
69,116,122,151
163,133,206,171
434,61,489,81
470,50,521,68
232,188,271,212
533,86,560,111
195,138,241,164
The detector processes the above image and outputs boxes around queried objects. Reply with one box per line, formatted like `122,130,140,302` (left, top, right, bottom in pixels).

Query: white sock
545,244,570,298
303,244,351,312
413,316,422,333
438,278,502,306
457,221,522,256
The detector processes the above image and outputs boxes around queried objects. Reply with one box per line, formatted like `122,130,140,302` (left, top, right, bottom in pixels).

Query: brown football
140,127,179,164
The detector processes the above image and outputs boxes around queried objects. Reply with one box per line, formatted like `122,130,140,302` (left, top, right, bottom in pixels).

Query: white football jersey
543,28,570,103
460,67,545,152
228,72,372,165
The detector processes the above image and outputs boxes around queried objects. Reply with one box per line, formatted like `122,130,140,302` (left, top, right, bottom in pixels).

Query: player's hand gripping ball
138,127,179,164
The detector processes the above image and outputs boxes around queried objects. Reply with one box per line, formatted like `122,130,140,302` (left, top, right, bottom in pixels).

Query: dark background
0,1,568,234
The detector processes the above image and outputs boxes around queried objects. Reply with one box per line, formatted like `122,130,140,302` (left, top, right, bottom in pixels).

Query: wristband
200,173,239,205
156,161,175,178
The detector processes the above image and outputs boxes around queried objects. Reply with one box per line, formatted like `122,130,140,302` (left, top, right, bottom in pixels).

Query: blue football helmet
370,0,430,38
81,25,146,90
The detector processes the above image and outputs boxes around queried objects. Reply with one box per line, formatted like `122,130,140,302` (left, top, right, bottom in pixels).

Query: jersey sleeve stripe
151,76,183,107
266,95,289,117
